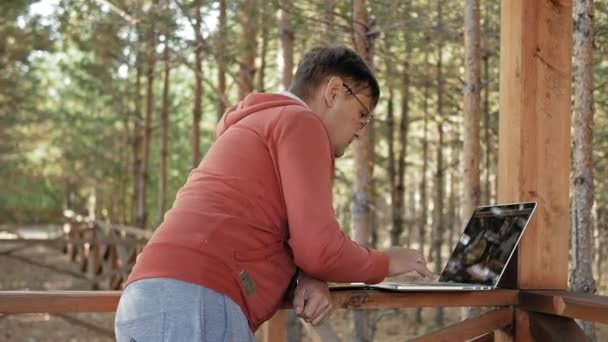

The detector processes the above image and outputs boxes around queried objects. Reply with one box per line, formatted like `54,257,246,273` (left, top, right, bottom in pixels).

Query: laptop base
331,282,494,292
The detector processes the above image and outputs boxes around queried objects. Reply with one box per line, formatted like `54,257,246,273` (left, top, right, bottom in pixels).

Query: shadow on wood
528,311,590,342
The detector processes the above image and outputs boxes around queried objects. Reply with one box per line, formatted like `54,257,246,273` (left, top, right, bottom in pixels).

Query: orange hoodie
126,93,389,331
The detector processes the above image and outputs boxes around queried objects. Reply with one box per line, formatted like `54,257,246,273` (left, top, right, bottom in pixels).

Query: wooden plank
302,321,340,342
411,308,512,342
469,332,494,342
493,329,514,342
259,310,286,342
0,291,121,313
497,0,572,290
528,312,590,342
519,290,608,324
330,290,518,309
514,309,533,342
0,290,518,314
95,220,153,239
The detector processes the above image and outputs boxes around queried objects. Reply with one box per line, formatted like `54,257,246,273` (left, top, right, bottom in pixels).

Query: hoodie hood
215,93,308,139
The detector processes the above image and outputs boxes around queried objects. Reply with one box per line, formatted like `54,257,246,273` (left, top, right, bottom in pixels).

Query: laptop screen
438,202,536,286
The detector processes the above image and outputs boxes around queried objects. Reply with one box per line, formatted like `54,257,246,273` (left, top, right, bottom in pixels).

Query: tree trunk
482,51,491,205
387,85,399,245
415,53,430,324
257,0,268,93
120,101,130,224
192,4,203,169
596,207,606,287
285,7,300,338
385,40,399,246
461,0,482,321
351,0,374,257
570,0,595,339
323,0,338,44
407,178,416,248
216,0,227,121
388,31,411,248
159,6,170,222
351,1,374,340
279,1,294,90
396,52,410,246
462,0,481,224
238,0,259,99
286,311,303,342
433,0,445,326
119,139,128,224
481,0,493,205
448,133,459,253
137,3,156,229
131,48,143,226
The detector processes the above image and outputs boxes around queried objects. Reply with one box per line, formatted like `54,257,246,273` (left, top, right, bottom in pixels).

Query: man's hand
292,275,333,326
383,247,435,279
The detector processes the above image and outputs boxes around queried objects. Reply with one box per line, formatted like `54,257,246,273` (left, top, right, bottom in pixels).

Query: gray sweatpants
115,278,255,342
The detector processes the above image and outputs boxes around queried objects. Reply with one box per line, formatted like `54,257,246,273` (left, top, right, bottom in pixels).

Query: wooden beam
411,308,513,342
528,312,590,342
330,290,518,309
493,328,515,342
0,291,121,313
498,0,572,289
259,310,286,342
94,220,153,239
469,332,494,342
0,290,518,314
513,309,533,341
519,291,608,324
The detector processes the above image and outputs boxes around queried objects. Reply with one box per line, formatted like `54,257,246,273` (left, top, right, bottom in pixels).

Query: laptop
331,202,537,291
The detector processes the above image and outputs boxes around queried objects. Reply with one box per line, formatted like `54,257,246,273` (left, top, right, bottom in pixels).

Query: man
115,46,433,341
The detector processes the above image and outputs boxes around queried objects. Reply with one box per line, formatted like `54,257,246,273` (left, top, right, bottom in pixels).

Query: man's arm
273,111,388,284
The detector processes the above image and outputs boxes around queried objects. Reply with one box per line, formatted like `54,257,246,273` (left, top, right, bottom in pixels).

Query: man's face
322,81,374,157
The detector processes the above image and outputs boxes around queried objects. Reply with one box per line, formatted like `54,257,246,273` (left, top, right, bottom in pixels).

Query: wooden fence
0,288,607,341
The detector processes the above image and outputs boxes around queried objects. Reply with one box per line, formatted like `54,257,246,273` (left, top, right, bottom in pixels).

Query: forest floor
1,223,606,341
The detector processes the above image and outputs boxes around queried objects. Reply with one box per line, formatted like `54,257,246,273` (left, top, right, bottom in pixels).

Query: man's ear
323,77,343,107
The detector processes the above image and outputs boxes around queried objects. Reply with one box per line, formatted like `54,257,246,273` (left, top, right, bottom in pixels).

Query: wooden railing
0,212,149,290
1,289,606,340
61,213,149,289
2,214,606,340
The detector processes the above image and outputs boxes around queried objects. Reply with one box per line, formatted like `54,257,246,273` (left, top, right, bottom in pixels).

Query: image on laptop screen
439,202,536,286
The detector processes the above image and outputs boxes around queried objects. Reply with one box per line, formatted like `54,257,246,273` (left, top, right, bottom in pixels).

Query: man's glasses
343,83,374,129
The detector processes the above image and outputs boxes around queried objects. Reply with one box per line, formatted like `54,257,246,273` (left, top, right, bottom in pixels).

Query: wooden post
498,0,572,290
498,0,572,339
259,310,286,342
